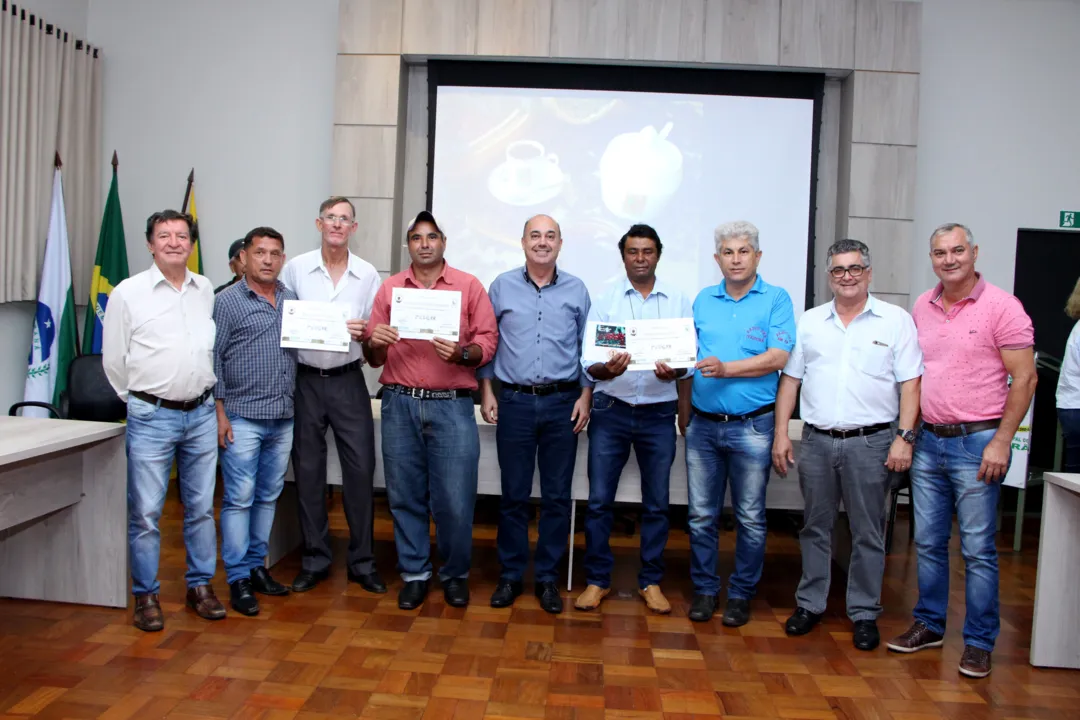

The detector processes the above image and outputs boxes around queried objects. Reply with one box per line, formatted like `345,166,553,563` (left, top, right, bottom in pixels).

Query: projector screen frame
426,59,826,312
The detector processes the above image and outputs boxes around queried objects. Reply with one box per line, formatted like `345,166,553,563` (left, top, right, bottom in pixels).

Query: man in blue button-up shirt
213,227,298,617
683,220,796,625
573,224,693,616
479,214,592,614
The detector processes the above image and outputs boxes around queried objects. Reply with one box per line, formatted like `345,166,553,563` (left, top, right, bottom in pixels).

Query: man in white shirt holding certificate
574,224,693,615
279,197,385,595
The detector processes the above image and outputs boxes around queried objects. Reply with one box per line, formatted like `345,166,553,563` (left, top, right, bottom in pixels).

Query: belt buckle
410,387,424,399
318,367,331,378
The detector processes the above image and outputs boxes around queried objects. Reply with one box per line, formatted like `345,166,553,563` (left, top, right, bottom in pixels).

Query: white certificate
583,318,696,370
280,300,352,352
390,287,461,341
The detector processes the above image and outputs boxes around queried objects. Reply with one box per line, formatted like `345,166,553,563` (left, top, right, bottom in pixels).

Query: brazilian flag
82,160,128,354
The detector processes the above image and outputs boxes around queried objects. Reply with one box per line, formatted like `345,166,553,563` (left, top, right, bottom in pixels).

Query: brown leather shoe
186,584,227,620
573,584,610,611
959,645,992,678
638,585,672,614
886,621,944,653
133,593,164,632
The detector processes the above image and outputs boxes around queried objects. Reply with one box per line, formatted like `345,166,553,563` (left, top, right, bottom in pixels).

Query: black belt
502,381,579,396
809,422,892,439
298,360,361,377
922,419,1001,438
385,384,472,400
130,388,212,412
693,403,775,423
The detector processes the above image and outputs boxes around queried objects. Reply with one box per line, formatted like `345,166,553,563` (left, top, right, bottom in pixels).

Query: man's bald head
522,214,561,239
521,214,563,270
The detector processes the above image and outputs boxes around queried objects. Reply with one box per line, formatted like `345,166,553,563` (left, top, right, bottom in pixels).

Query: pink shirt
911,275,1033,424
366,262,498,390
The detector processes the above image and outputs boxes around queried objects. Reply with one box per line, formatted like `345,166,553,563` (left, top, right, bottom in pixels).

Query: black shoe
250,567,289,596
443,578,469,608
490,580,523,608
347,569,388,594
229,579,260,616
688,594,718,622
535,581,563,614
853,620,880,651
722,597,751,627
290,569,329,593
398,580,429,610
785,607,823,636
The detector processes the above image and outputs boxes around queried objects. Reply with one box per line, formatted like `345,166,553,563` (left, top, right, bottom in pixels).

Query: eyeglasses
321,214,354,226
829,265,867,278
248,249,283,260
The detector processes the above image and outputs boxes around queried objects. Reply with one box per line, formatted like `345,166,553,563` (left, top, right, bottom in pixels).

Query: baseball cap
406,210,443,236
228,239,245,260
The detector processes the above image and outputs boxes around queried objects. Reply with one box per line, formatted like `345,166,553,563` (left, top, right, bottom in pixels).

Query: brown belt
130,388,212,412
921,419,1001,438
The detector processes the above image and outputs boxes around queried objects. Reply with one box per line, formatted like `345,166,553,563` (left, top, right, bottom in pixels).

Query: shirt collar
405,260,453,288
523,265,559,289
714,274,764,299
620,275,670,299
930,272,986,306
150,262,196,289
238,275,287,299
827,293,879,320
310,250,362,279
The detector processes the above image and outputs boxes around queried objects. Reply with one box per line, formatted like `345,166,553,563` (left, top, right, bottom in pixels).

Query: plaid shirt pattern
213,277,298,419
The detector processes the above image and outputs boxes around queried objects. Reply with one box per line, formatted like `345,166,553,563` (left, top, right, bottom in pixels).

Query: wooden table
0,417,127,608
1030,471,1080,669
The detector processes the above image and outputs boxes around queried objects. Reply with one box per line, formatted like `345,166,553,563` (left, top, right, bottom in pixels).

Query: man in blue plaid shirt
213,226,298,616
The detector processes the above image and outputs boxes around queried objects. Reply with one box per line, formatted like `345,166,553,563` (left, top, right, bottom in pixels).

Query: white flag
23,166,78,418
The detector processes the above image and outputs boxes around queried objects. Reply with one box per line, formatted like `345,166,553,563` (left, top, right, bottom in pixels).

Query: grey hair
930,222,974,247
714,221,760,253
827,238,871,269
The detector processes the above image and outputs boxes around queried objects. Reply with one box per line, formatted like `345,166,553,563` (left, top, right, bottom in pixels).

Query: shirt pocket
854,342,893,379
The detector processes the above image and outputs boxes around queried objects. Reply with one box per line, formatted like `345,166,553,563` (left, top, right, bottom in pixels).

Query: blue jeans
684,410,773,598
911,428,1003,651
1059,408,1080,473
380,391,479,582
220,416,293,584
126,394,218,594
585,393,677,589
496,387,580,583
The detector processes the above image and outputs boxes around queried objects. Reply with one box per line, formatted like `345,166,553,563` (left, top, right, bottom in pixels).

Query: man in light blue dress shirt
479,214,592,614
573,224,693,615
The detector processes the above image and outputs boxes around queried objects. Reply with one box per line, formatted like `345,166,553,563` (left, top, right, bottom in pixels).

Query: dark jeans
1059,408,1080,473
584,393,677,589
291,369,376,575
381,390,479,582
495,386,580,584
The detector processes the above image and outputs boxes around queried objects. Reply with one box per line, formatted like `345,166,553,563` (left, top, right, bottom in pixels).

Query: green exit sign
1062,211,1080,228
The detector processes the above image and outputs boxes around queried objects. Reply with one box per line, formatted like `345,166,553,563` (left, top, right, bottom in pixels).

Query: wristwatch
897,428,916,445
460,346,470,364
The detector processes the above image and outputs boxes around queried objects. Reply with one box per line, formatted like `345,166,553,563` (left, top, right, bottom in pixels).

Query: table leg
1030,480,1080,668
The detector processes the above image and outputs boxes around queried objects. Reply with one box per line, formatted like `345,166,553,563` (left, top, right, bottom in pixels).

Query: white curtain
0,3,102,303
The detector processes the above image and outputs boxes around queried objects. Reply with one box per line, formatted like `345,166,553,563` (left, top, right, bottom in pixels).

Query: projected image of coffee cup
599,123,683,221
488,139,566,206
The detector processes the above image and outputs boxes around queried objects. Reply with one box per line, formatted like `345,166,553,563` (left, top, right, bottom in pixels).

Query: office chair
885,469,914,554
8,354,127,422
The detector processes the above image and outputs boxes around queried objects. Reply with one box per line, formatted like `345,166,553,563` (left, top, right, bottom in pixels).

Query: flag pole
181,168,194,214
55,150,83,355
111,150,118,172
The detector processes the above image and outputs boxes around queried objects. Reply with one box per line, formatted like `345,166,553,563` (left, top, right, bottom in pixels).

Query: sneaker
886,621,944,653
958,645,992,678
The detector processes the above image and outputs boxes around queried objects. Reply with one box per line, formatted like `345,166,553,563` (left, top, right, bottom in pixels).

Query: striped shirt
213,277,298,419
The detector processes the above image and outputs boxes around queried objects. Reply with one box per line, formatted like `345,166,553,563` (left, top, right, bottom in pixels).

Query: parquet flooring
0,489,1076,720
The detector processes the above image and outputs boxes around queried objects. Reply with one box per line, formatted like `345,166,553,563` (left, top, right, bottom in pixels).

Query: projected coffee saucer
488,156,566,206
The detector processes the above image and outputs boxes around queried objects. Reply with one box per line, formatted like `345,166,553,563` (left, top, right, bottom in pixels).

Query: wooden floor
0,490,1076,720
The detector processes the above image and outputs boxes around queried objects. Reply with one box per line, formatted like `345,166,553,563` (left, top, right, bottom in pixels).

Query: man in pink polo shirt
363,211,498,611
886,223,1036,679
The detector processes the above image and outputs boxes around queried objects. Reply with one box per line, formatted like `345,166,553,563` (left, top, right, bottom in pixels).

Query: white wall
913,0,1080,297
13,0,88,37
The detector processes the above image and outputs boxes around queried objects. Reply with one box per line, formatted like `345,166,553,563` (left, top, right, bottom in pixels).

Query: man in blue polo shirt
682,220,796,624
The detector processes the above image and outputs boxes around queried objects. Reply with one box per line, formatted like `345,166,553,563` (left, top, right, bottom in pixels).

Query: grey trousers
795,424,891,621
291,367,376,575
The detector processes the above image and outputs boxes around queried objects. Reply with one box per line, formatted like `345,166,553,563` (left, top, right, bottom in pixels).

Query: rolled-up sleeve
101,285,131,401
467,279,499,365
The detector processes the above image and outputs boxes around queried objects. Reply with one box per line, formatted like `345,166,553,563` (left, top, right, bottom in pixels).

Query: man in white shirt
103,209,224,631
772,238,923,651
279,197,385,594
574,224,693,615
